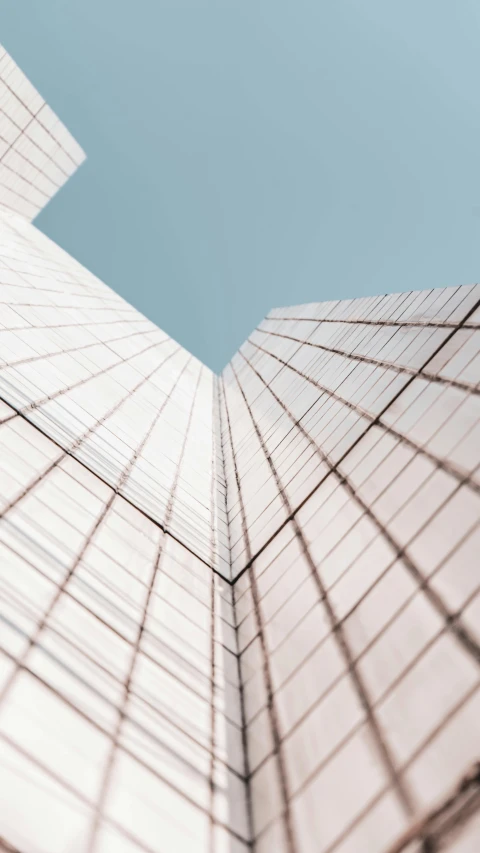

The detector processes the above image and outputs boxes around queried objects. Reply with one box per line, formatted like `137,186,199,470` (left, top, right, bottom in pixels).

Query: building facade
1,44,480,853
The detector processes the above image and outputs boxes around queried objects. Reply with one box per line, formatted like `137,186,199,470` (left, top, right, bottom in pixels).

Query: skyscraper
1,43,479,853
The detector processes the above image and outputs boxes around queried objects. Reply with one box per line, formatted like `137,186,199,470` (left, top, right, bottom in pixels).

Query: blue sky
2,1,480,371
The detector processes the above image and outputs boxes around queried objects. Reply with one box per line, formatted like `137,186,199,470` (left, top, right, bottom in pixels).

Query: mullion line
266,316,466,330
266,283,474,329
237,500,480,715
0,344,180,520
0,245,119,293
0,80,78,171
239,349,480,664
229,295,480,582
0,180,46,215
0,326,167,372
0,103,43,171
0,353,195,703
217,382,255,843
0,535,228,706
384,760,480,853
289,680,480,853
0,584,245,770
264,312,411,372
0,139,62,188
0,491,116,709
262,328,479,397
232,355,480,845
0,360,243,825
241,573,479,786
0,161,57,203
230,361,425,847
208,574,218,852
0,198,36,218
250,340,480,495
0,318,157,333
0,152,66,200
0,712,250,852
87,361,209,850
209,377,219,851
85,532,164,852
162,361,202,533
0,296,143,310
210,376,221,570
0,391,219,577
221,378,297,853
1,337,166,413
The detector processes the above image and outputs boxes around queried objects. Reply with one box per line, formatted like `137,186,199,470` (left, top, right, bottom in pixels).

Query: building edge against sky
1,41,480,853
0,45,85,222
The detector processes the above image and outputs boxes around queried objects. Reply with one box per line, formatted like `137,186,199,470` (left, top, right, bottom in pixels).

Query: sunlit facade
1,43,480,853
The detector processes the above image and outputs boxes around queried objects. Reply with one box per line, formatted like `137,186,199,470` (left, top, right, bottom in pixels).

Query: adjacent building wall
221,286,480,851
0,46,85,221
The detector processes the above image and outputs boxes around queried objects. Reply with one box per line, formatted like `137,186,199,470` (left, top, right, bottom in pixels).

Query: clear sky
2,1,480,371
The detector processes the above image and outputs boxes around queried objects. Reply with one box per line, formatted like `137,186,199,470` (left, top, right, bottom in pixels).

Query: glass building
1,43,480,853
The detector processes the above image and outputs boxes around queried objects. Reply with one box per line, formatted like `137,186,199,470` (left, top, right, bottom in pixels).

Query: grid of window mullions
221,292,480,850
0,46,85,221
0,414,249,852
0,210,220,575
222,286,480,579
